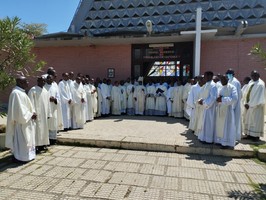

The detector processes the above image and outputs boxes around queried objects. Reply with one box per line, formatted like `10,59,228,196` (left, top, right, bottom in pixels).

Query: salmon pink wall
201,38,266,84
34,45,131,81
1,38,266,104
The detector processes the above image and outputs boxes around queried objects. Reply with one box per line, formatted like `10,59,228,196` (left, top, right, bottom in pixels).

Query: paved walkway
57,116,266,158
0,145,265,199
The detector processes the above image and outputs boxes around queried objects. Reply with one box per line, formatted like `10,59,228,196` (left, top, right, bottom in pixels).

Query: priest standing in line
111,81,123,115
215,75,238,148
58,73,72,130
120,80,127,114
134,77,146,115
28,76,51,153
95,81,103,118
44,75,62,145
6,76,37,162
241,76,251,131
68,71,75,127
182,79,192,120
145,80,156,115
186,76,202,133
154,80,167,116
243,70,265,141
101,78,111,116
166,81,175,117
172,79,184,118
90,78,98,117
197,71,218,143
72,76,86,129
225,69,242,141
126,79,135,115
84,78,94,121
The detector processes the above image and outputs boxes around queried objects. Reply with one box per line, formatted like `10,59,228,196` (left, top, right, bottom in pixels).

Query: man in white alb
243,70,265,141
58,73,72,130
197,71,218,143
215,75,238,148
28,76,51,152
6,76,37,162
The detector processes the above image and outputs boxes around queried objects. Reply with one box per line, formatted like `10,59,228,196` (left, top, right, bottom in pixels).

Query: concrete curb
57,137,257,158
258,149,266,162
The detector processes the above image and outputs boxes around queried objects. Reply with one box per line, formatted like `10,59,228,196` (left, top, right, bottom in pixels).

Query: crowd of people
5,67,265,163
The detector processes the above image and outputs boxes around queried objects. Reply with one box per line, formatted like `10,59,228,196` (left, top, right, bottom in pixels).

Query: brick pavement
0,145,266,199
57,115,266,158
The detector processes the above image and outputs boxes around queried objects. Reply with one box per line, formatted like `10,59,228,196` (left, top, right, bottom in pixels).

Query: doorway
132,42,193,84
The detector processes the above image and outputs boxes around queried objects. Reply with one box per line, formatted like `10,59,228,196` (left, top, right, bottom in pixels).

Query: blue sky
0,0,80,33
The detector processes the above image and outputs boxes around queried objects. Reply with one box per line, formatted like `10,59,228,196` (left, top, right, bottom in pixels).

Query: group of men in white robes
5,67,265,162
187,70,265,148
59,72,99,129
97,76,192,118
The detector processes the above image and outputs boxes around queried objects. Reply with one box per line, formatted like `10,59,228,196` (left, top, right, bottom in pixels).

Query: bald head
251,70,260,81
16,76,28,89
37,76,46,88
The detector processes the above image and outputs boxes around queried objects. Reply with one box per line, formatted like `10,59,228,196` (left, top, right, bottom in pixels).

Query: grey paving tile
140,164,165,175
224,183,254,194
34,156,55,165
0,173,24,187
108,184,130,200
109,172,150,187
216,163,245,172
104,161,141,173
80,169,113,183
157,157,179,166
248,174,266,184
72,151,105,159
127,187,161,200
44,166,76,178
0,188,16,200
72,147,100,152
93,183,116,199
80,182,102,197
206,170,235,183
80,159,108,169
167,166,205,179
101,153,125,162
11,190,57,200
124,154,156,164
150,176,179,190
49,179,86,195
163,190,211,200
181,158,217,169
241,164,266,174
9,175,43,190
233,172,251,184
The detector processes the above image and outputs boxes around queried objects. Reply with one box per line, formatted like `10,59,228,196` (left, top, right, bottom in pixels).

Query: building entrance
132,42,193,84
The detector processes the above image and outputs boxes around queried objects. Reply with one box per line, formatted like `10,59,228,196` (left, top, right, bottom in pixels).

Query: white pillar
194,7,202,76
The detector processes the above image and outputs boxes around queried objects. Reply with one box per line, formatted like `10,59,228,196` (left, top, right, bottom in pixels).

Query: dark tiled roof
71,0,266,36
36,32,83,39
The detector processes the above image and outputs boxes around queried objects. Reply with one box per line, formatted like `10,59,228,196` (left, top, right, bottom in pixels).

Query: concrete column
194,7,202,76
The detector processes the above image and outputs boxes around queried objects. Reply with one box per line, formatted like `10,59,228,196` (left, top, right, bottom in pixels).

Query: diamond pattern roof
70,0,266,36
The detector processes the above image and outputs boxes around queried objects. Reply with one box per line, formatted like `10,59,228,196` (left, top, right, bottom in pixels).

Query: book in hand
156,88,164,94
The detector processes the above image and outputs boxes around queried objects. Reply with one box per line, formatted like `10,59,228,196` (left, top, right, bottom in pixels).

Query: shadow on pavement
185,153,232,166
181,129,266,150
97,115,189,125
0,154,25,172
